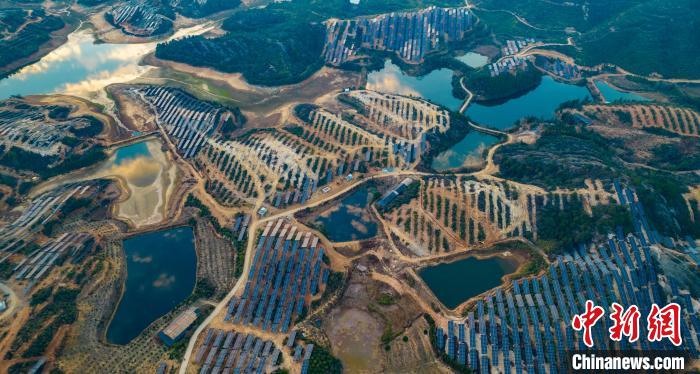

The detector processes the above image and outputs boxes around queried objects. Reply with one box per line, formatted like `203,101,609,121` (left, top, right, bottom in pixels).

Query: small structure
159,307,198,346
258,207,268,217
376,178,414,208
572,113,592,126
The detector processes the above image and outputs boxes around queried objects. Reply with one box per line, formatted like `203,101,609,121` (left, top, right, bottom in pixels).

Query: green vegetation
419,113,473,171
8,287,79,359
0,145,107,180
576,0,700,79
306,343,342,374
376,293,396,306
455,63,542,103
30,286,53,306
536,195,633,254
156,7,325,86
0,8,65,77
476,0,700,79
649,140,700,172
378,181,420,212
68,116,104,138
631,170,700,238
185,195,247,277
156,0,462,85
170,0,240,18
494,123,622,189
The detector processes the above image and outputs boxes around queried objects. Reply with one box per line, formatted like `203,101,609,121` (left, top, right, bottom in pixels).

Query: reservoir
466,76,592,130
0,30,153,100
431,130,499,171
456,52,489,68
419,256,518,309
107,226,196,345
312,185,378,242
366,60,462,110
595,81,649,103
0,24,213,100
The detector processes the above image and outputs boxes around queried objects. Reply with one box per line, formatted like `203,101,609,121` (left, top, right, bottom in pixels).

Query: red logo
647,303,682,346
572,300,605,348
609,303,640,343
571,301,683,347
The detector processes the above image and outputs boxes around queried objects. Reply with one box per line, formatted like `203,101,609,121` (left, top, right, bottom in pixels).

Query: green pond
313,186,378,242
466,76,592,130
431,130,499,171
106,226,196,345
456,52,489,68
367,60,463,110
595,81,650,103
420,256,518,309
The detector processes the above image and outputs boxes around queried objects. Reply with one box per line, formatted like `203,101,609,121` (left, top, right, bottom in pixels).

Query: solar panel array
194,328,280,374
225,220,330,334
437,231,700,373
324,7,472,65
132,86,236,158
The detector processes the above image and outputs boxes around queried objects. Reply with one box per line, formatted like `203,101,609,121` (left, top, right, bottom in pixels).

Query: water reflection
106,226,196,345
431,131,499,171
31,139,176,227
0,23,214,100
466,76,591,130
366,60,463,110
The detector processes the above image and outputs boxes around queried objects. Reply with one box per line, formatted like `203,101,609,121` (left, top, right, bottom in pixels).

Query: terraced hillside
583,104,700,138
381,176,616,256
193,90,457,209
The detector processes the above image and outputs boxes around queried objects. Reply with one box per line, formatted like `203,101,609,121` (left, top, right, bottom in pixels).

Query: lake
456,52,488,68
431,130,499,171
313,186,378,242
419,255,518,309
466,76,592,130
106,226,196,345
366,60,463,110
595,80,649,103
0,24,213,100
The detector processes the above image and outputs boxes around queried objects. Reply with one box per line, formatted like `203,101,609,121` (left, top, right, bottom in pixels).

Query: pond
366,60,463,110
312,185,378,242
419,255,518,309
106,226,197,345
0,24,213,100
31,138,177,227
431,130,499,171
456,52,489,68
466,76,592,130
595,80,650,103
